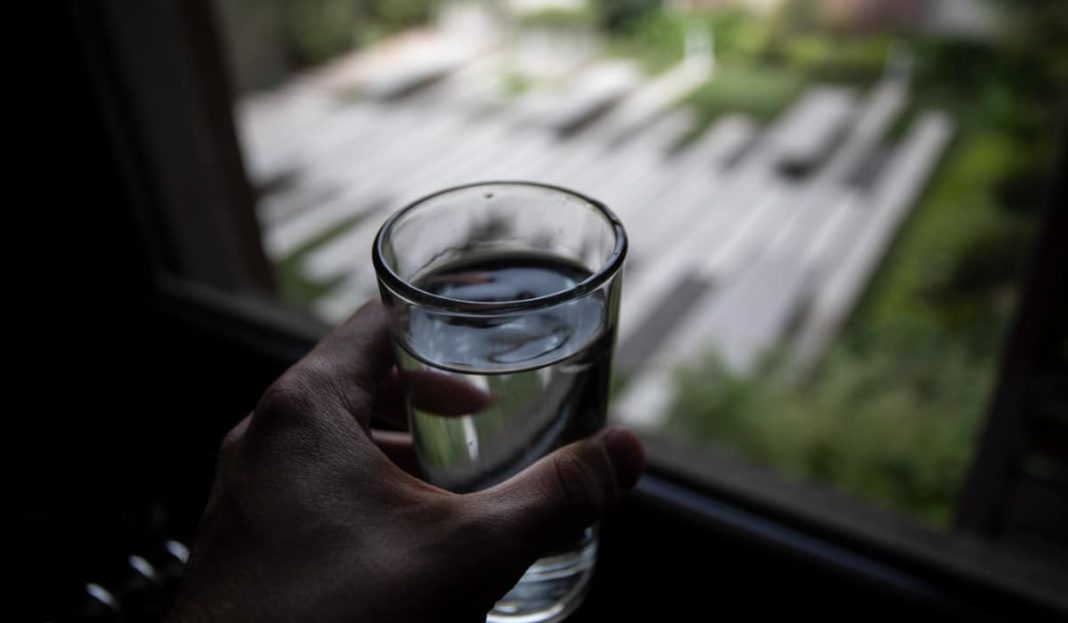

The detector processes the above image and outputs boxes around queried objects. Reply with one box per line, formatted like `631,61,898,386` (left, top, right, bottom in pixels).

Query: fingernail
600,427,645,491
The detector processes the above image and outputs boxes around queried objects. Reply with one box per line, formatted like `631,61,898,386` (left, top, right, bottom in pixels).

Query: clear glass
373,181,626,623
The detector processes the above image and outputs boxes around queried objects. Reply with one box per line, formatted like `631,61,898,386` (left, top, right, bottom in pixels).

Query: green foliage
275,213,363,309
500,71,533,97
667,338,989,524
910,37,999,99
606,8,886,87
856,129,1037,349
278,0,435,66
684,63,804,126
662,3,1058,525
605,9,764,73
769,0,824,35
281,0,358,66
519,6,597,30
366,0,434,32
729,14,776,62
669,122,1043,526
990,0,1068,90
782,34,890,84
590,0,661,32
606,11,689,73
263,0,1061,526
908,31,1063,139
703,9,766,62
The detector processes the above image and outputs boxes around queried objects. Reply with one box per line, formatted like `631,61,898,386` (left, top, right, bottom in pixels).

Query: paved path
239,36,951,431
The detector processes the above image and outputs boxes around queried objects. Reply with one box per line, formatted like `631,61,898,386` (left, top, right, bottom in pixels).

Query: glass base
487,527,598,623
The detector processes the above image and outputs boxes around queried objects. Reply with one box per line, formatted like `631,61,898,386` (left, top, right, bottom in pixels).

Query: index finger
301,300,395,428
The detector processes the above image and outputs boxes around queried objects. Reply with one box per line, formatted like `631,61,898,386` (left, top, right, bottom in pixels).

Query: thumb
473,427,644,560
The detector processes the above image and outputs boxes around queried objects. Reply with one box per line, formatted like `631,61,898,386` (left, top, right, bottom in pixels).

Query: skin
168,301,645,622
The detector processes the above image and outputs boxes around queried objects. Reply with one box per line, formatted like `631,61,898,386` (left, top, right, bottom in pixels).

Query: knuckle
552,449,611,517
250,367,326,440
218,422,245,456
300,355,377,417
335,370,378,418
254,367,321,426
294,356,335,389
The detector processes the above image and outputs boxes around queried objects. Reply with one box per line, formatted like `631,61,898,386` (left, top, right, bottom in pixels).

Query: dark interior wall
16,5,292,617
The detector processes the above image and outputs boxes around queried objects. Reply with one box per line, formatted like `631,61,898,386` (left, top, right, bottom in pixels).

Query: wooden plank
616,275,713,376
587,61,710,143
615,78,911,422
544,62,642,134
766,86,857,173
791,112,954,369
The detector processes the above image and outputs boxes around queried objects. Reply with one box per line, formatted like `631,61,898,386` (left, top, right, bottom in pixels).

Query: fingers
216,414,252,470
405,369,495,416
312,300,394,376
221,414,252,452
297,301,395,429
471,427,644,560
371,429,420,477
373,369,409,430
248,301,394,452
374,368,495,430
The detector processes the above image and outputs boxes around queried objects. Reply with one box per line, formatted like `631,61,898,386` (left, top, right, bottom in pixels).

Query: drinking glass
373,181,626,623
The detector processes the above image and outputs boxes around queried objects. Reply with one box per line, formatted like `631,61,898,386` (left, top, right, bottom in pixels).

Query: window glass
215,0,1063,552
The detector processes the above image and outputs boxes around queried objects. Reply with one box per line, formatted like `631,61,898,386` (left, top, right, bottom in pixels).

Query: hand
168,301,645,622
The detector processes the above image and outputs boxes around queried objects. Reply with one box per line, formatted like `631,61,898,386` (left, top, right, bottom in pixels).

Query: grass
604,9,884,147
779,33,891,86
519,7,598,30
853,129,1032,343
667,342,988,524
682,62,804,141
605,11,689,74
501,71,534,98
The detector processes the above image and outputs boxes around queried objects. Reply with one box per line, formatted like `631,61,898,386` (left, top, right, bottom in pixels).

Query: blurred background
36,0,1066,620
216,0,1062,538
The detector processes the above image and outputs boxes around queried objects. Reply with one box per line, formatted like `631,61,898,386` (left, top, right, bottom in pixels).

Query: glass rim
372,180,628,315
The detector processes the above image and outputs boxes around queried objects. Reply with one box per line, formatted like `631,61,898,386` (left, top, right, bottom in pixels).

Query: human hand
168,301,645,622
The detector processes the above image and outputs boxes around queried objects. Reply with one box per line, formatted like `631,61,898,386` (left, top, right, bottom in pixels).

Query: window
46,0,1066,619
217,0,1064,581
